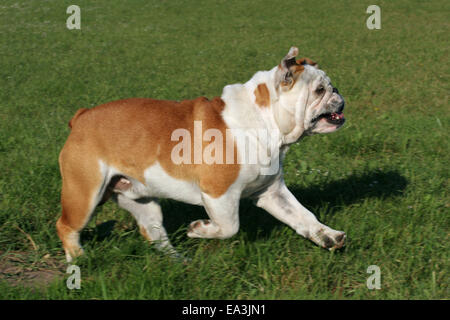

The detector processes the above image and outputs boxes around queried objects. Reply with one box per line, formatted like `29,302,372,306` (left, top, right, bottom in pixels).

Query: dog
57,47,346,262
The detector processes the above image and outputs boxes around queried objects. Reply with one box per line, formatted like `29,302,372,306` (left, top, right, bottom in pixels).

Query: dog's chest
240,166,282,198
240,145,289,197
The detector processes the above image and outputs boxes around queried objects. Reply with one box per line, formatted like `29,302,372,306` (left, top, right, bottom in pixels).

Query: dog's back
57,97,241,261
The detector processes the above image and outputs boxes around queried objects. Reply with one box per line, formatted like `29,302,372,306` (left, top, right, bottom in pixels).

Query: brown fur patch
292,63,305,74
297,57,318,67
254,83,270,108
139,226,152,242
62,96,240,197
278,59,306,90
68,108,89,128
57,145,103,232
57,96,241,258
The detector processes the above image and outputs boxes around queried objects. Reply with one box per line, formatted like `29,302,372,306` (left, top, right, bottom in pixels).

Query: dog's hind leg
114,194,178,257
56,149,106,262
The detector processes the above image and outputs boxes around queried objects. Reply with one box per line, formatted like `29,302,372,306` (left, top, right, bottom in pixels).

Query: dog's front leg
255,177,346,250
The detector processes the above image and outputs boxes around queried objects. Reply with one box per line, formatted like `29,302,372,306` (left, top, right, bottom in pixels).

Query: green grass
0,0,448,299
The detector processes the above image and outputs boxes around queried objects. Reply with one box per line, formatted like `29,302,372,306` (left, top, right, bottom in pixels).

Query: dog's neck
220,66,306,147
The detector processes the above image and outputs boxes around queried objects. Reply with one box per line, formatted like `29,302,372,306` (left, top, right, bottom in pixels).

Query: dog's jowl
57,46,347,262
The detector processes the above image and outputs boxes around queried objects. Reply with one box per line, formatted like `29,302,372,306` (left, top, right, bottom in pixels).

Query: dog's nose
332,87,339,94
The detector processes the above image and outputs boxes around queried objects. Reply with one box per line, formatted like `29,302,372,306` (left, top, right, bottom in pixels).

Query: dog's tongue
330,112,344,120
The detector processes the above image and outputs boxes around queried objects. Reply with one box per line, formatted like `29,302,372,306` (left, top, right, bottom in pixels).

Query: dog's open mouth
313,112,345,125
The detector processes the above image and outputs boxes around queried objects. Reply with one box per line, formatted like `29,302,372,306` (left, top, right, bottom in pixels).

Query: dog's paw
310,227,346,250
187,219,217,238
187,219,211,238
64,247,84,263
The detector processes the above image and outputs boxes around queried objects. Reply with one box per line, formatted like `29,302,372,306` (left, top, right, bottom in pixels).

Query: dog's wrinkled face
275,47,345,139
301,67,345,134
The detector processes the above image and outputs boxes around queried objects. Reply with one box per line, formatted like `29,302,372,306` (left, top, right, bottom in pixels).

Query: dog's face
274,47,345,138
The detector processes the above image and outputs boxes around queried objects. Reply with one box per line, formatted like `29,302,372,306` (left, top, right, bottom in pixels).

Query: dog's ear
277,47,304,89
281,46,299,70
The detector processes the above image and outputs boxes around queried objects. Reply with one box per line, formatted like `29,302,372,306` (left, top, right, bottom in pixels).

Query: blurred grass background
0,0,448,299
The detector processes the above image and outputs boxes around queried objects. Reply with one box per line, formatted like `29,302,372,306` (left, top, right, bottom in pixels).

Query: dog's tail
68,108,89,129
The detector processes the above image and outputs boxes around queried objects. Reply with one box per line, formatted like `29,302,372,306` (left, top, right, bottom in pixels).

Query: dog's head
272,47,345,142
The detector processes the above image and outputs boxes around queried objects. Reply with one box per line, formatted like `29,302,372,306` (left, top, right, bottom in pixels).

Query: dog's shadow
85,170,407,243
162,169,408,241
81,220,118,243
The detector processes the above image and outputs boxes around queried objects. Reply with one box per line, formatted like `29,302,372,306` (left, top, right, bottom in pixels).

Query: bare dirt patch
0,251,66,288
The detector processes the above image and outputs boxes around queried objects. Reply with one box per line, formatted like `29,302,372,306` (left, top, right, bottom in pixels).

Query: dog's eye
316,86,325,94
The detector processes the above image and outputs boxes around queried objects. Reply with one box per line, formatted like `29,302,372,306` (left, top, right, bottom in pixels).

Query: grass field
0,0,448,299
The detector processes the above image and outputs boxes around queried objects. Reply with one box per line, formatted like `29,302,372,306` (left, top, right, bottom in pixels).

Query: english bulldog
57,46,346,262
